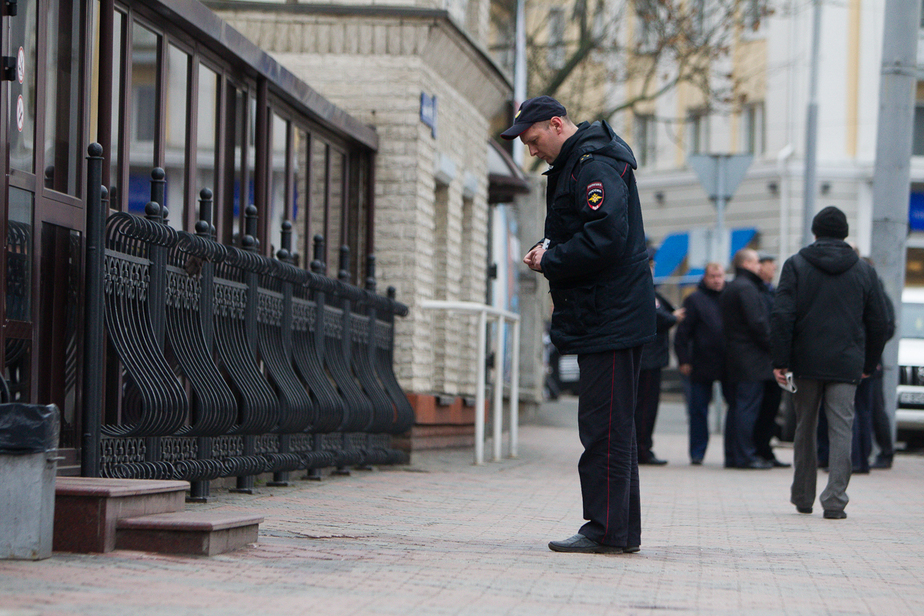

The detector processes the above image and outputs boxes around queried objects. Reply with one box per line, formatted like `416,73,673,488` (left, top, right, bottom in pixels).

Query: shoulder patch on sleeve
580,153,594,163
586,181,604,210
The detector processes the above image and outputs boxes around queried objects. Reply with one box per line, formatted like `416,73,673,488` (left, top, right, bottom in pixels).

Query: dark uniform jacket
539,121,656,355
770,239,889,382
674,279,725,382
640,291,677,371
721,268,772,383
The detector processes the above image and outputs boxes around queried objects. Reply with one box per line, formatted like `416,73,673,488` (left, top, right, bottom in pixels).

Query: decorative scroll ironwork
84,154,411,494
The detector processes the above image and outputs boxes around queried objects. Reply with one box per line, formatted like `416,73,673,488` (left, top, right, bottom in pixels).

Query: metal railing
81,144,413,497
419,300,520,465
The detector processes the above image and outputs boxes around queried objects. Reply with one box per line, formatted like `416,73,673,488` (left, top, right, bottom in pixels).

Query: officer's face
520,120,564,164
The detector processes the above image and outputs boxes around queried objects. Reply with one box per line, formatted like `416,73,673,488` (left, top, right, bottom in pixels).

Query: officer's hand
523,246,545,272
673,307,686,322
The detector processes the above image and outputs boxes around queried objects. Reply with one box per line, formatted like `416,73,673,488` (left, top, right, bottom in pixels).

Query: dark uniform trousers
577,347,642,548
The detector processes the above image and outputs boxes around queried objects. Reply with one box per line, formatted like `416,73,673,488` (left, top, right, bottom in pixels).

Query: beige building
209,1,530,445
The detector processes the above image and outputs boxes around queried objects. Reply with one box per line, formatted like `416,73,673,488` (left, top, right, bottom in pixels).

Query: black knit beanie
811,206,849,240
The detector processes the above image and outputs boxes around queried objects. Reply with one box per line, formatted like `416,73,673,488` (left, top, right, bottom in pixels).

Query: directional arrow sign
688,154,753,202
687,154,753,266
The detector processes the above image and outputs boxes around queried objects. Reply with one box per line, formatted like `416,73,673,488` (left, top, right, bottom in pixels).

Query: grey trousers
791,379,856,512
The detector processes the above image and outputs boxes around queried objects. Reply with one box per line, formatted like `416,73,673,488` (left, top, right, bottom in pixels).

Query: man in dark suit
753,254,790,468
674,263,730,465
636,247,684,465
721,248,774,469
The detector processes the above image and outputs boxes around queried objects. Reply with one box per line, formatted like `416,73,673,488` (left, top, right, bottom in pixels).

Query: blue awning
652,227,757,281
730,228,757,257
652,232,688,279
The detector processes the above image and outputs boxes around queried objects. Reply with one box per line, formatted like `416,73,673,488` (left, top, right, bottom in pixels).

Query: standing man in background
754,254,790,468
721,248,774,470
505,95,655,554
675,263,730,465
636,247,684,466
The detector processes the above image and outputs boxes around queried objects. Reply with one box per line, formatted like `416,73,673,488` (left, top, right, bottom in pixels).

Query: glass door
1,0,87,473
2,0,38,402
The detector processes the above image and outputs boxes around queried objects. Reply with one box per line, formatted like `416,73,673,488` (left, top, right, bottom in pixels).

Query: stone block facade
216,6,512,427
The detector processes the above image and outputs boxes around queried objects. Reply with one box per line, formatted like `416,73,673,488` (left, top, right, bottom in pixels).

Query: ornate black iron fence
82,144,412,497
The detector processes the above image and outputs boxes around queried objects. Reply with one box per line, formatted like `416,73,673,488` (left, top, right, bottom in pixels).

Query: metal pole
493,315,505,461
510,318,520,458
870,0,921,446
475,309,487,465
81,144,105,478
715,156,727,265
512,0,526,167
802,0,823,247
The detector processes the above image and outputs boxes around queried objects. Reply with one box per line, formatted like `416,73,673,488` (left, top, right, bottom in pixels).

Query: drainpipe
777,144,794,258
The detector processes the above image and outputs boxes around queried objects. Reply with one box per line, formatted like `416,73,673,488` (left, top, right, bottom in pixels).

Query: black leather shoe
548,534,634,554
691,458,703,466
796,506,813,514
823,509,847,520
641,455,668,466
745,460,773,469
870,457,892,470
770,459,791,468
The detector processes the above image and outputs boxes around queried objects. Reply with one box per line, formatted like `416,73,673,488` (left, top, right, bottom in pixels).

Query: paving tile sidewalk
1,397,923,616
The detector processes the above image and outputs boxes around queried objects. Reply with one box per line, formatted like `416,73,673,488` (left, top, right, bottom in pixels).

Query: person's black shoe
548,534,637,554
823,509,847,520
852,466,870,474
641,454,668,466
796,506,813,514
745,460,773,469
870,457,892,470
770,459,791,468
548,534,614,553
691,458,703,466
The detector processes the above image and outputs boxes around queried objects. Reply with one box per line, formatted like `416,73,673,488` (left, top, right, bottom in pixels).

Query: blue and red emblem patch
586,182,604,210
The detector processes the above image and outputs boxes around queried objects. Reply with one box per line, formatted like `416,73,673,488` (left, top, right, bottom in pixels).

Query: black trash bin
0,403,60,560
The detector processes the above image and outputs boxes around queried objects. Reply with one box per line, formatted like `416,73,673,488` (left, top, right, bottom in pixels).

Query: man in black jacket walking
771,206,889,519
721,248,774,469
505,95,655,553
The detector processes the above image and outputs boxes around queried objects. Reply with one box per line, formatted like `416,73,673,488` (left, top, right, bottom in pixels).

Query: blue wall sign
420,92,437,138
910,193,924,231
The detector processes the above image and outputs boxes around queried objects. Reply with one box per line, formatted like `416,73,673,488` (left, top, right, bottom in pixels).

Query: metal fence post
81,143,105,477
144,173,167,465
305,235,327,481
233,204,260,494
189,188,216,502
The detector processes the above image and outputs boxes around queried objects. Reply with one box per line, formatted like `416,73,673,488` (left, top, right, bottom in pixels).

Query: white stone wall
218,9,507,398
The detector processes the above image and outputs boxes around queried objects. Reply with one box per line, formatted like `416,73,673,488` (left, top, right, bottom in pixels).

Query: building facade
209,1,527,440
0,0,412,472
625,0,924,281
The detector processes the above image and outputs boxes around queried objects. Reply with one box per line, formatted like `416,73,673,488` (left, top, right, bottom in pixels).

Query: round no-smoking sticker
16,95,24,132
17,47,24,84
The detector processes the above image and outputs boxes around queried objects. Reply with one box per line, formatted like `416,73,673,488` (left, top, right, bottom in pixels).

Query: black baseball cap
501,96,567,140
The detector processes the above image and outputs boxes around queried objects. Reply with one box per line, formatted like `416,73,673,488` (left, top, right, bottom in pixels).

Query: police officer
503,96,655,554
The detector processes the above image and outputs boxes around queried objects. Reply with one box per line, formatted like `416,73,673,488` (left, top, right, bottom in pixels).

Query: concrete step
54,477,189,553
116,510,263,556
